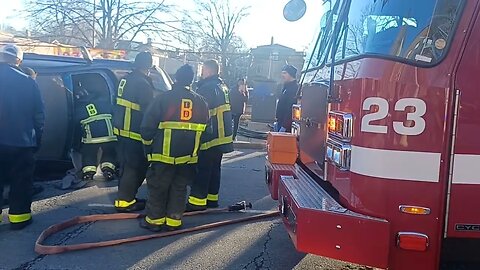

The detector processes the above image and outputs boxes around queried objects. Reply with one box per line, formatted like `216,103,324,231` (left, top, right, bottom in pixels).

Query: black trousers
189,149,223,207
80,141,117,175
0,145,35,223
232,113,242,140
146,163,195,227
116,138,148,202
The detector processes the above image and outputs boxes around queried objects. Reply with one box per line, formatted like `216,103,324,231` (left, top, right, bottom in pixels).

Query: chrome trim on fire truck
292,121,301,136
444,89,461,238
398,205,431,215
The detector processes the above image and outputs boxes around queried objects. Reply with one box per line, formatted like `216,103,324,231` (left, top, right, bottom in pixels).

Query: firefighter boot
82,171,95,181
139,218,163,232
101,167,116,181
10,218,33,231
115,198,146,213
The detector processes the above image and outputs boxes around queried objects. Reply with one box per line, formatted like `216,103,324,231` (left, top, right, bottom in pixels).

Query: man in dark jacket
187,60,234,212
275,65,299,132
140,65,209,232
0,44,45,230
230,78,249,141
113,52,155,212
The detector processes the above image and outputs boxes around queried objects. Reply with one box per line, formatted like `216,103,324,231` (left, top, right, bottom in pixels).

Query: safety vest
141,85,210,165
76,101,117,144
197,77,234,153
113,70,154,142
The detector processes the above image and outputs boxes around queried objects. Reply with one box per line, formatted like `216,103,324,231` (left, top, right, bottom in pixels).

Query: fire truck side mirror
283,0,307,22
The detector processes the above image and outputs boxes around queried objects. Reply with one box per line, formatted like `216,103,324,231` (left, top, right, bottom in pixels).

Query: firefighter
187,60,234,212
275,65,299,133
113,52,155,212
74,81,117,181
139,64,209,231
0,44,45,230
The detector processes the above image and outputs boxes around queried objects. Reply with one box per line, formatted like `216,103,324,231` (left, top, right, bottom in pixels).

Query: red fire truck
266,0,480,269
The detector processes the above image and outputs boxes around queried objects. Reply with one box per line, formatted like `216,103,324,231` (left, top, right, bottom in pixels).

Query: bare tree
182,0,250,82
25,0,178,49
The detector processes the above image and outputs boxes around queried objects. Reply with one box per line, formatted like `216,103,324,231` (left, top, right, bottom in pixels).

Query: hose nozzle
228,201,253,211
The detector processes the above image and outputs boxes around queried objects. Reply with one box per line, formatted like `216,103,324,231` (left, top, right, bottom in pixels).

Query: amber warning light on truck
292,104,301,121
327,112,353,141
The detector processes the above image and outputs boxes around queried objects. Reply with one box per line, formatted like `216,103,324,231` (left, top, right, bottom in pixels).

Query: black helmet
134,52,153,69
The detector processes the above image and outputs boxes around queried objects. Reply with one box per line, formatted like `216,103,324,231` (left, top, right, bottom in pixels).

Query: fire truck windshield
305,0,463,72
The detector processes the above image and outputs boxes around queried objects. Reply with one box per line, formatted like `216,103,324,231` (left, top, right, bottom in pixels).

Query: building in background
248,38,305,83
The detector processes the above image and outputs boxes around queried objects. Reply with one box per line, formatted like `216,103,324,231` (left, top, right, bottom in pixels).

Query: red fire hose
35,202,280,255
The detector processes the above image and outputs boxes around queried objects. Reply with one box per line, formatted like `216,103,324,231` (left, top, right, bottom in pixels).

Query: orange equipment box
267,132,298,165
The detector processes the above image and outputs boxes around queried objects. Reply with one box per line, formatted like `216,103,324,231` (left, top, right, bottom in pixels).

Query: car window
113,68,172,92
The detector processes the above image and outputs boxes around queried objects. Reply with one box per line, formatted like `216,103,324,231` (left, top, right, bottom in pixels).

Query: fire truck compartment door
299,83,328,170
448,11,480,238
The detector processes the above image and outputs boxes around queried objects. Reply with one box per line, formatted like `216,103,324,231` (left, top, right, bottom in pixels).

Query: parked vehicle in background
21,52,172,164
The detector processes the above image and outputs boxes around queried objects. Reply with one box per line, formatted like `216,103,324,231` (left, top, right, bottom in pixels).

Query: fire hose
35,201,280,255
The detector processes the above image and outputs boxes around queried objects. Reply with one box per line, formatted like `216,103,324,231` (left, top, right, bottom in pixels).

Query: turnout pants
188,149,223,208
116,138,148,207
80,142,117,177
0,145,35,224
145,163,195,227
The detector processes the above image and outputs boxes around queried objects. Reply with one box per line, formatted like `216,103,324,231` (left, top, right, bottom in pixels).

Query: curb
233,141,266,150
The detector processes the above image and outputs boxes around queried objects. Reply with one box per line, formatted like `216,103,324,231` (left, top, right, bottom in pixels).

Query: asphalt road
1,149,365,270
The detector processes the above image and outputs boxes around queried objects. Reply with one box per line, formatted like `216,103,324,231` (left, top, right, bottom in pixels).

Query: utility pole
92,0,96,48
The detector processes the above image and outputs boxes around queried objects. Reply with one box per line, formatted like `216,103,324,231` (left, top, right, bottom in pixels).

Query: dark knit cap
175,64,195,86
134,52,153,69
282,65,297,78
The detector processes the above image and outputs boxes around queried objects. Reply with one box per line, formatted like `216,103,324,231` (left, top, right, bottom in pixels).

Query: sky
0,0,324,52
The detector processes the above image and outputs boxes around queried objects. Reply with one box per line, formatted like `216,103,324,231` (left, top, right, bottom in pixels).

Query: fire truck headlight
326,139,351,170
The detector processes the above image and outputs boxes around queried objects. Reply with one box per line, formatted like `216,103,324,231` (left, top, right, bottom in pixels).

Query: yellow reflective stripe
116,98,140,111
80,114,112,125
146,216,166,225
200,135,233,150
82,136,117,144
188,196,207,206
117,79,127,97
114,128,142,141
147,154,198,164
163,129,171,157
124,107,131,131
192,131,202,157
158,122,206,132
217,108,225,138
101,162,116,170
166,217,182,227
209,104,231,117
142,139,153,145
115,199,137,208
9,213,31,223
106,117,114,136
207,194,219,201
82,166,97,173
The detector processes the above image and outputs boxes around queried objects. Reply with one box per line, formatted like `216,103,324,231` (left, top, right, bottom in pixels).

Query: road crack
242,223,276,270
14,208,104,270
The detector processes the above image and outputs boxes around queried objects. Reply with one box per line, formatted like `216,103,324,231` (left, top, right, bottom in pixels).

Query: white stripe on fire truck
452,154,480,184
350,145,441,182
